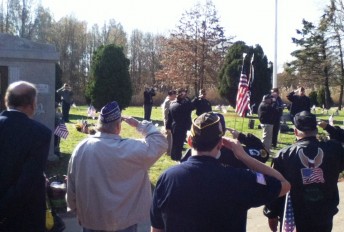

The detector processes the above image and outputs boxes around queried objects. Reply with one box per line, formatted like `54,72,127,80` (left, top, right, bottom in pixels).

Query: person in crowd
66,101,167,232
318,120,344,143
286,86,310,123
191,88,212,116
166,88,195,161
258,94,278,153
151,112,290,232
271,88,284,148
161,90,177,156
0,81,52,232
56,83,73,122
143,86,156,121
264,111,344,232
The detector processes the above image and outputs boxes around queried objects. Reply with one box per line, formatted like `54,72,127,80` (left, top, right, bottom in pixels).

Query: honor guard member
166,88,195,161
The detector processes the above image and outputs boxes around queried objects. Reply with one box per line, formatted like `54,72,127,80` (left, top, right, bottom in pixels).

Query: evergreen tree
86,44,132,111
218,41,272,112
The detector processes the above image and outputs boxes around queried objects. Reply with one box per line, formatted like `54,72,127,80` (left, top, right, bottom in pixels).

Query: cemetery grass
46,105,344,186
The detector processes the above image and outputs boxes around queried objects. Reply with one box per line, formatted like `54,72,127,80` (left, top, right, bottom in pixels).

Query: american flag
301,168,325,184
54,123,69,139
282,193,296,232
235,73,250,117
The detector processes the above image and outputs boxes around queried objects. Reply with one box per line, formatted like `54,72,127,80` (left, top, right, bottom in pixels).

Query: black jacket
324,124,344,143
166,98,195,131
286,91,311,117
0,111,52,232
144,88,156,105
191,97,212,116
258,100,277,124
264,137,344,229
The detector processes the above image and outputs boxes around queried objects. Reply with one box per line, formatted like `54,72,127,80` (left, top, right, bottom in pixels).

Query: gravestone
0,33,59,160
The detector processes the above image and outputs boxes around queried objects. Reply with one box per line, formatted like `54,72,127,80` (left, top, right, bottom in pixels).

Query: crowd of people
1,81,344,232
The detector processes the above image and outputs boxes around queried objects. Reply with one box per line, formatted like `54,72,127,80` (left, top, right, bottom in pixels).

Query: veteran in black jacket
0,81,52,232
264,111,344,232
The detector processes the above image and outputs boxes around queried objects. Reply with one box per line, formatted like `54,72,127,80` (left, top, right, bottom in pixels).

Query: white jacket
66,121,167,231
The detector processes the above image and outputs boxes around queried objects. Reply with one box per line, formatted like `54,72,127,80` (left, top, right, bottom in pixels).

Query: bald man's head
5,81,37,111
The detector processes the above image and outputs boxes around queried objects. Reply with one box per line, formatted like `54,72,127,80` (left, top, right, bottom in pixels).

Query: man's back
0,110,51,232
168,99,194,130
67,123,167,231
269,137,344,229
151,156,281,232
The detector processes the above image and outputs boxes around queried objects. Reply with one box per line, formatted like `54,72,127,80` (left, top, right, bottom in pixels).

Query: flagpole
273,0,278,88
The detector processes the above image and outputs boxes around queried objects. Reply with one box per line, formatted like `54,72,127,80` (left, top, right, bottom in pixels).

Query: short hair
191,136,221,152
190,113,223,152
96,118,120,133
295,128,317,138
5,81,37,108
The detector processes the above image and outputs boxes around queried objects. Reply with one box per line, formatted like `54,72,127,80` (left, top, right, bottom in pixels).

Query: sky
41,0,328,71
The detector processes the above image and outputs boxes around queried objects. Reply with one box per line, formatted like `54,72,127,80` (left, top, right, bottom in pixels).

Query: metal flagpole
273,0,278,88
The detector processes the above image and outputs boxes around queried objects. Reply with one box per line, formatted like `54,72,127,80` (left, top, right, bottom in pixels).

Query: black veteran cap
294,111,317,131
190,112,224,143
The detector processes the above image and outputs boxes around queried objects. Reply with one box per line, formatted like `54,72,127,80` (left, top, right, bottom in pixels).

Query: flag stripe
54,123,69,139
235,73,250,117
283,192,296,232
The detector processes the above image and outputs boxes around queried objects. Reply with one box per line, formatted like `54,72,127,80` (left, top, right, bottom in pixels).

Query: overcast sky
41,0,328,71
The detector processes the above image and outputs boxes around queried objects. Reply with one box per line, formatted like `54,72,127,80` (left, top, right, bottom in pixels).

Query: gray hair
295,128,318,138
96,118,121,133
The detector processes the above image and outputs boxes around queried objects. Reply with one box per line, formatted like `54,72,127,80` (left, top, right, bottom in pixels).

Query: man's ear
294,128,298,136
187,135,193,147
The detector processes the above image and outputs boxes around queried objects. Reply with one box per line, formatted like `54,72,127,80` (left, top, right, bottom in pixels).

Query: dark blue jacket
0,110,51,232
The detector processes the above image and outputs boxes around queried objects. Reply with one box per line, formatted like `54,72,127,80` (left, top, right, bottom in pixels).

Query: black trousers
272,119,280,147
170,128,187,161
144,104,153,121
61,100,71,122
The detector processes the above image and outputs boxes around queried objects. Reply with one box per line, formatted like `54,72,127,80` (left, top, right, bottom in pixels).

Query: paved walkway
62,181,344,232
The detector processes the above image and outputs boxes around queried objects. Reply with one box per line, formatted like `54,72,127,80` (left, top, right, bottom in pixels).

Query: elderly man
264,111,344,232
0,81,52,232
151,112,290,232
67,101,167,232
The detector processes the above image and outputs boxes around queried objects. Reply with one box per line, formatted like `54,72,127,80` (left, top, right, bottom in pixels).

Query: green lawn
46,105,344,185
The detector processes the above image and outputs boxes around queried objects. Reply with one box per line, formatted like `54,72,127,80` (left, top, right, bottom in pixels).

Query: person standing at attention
67,101,167,232
56,83,73,122
286,86,310,123
166,88,195,161
271,88,284,148
191,88,212,116
143,86,156,121
0,81,52,232
258,94,278,153
161,89,176,156
151,112,290,232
